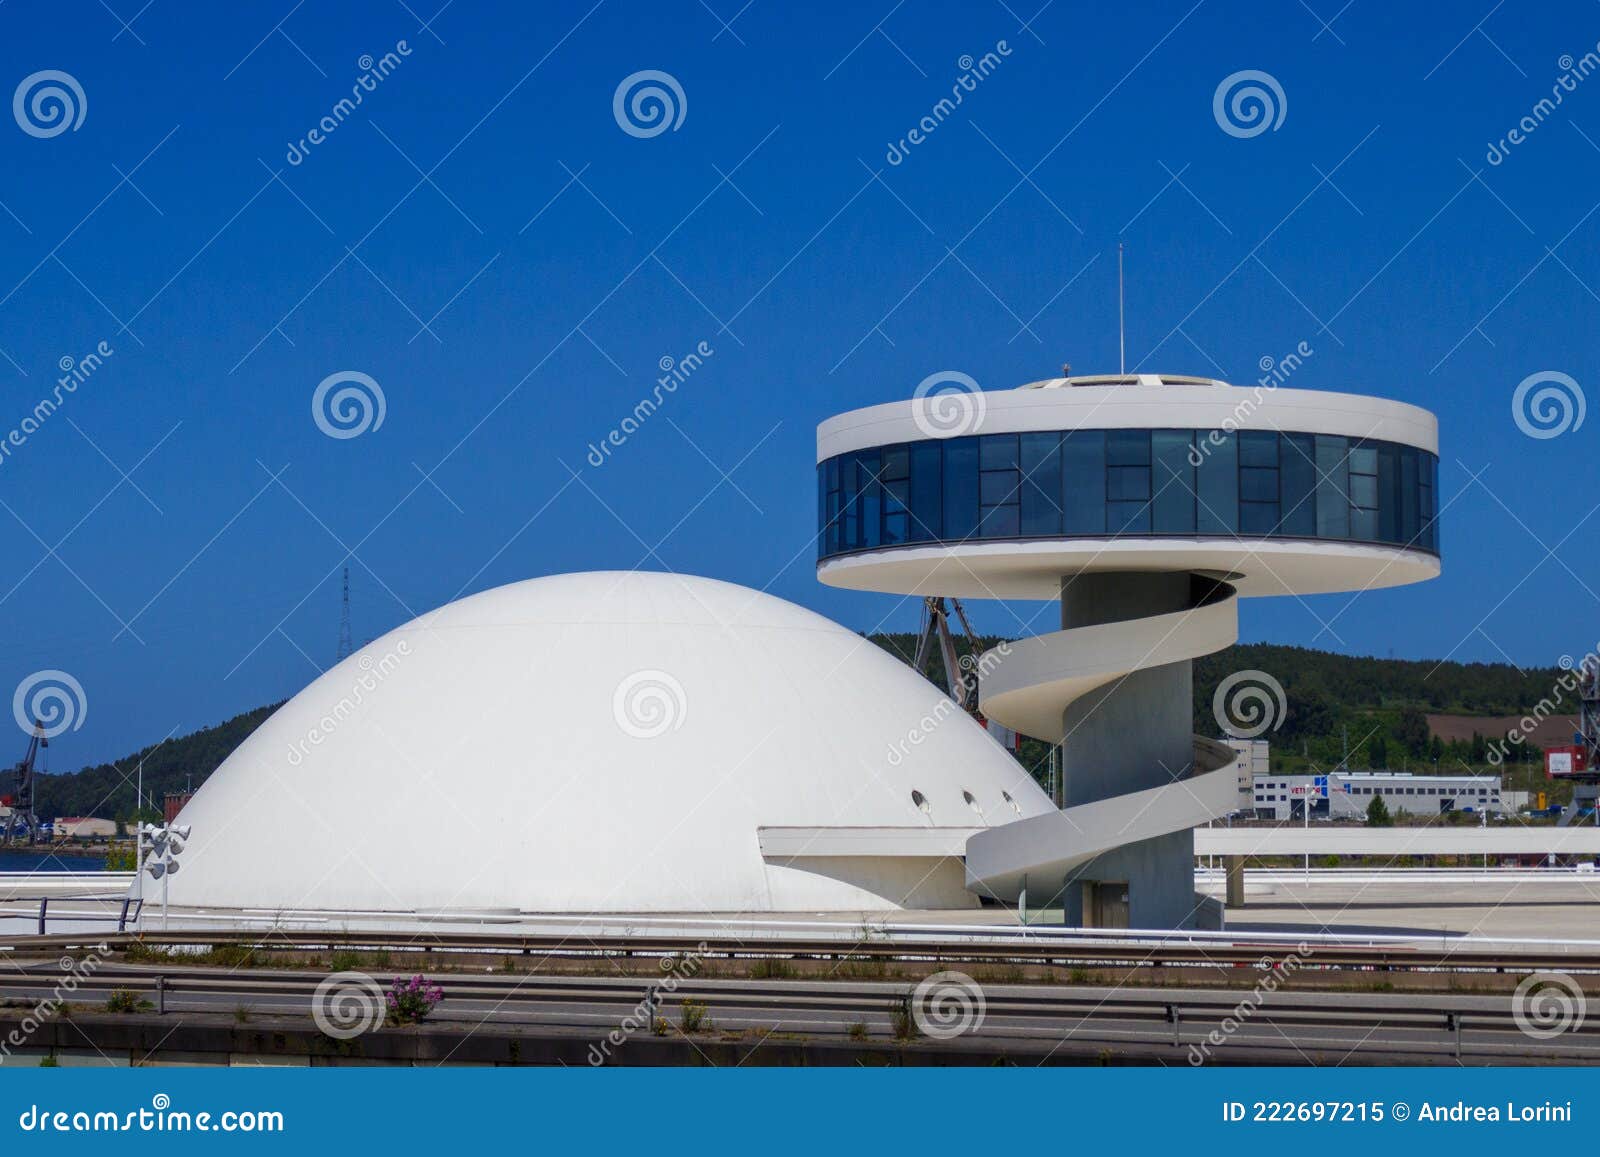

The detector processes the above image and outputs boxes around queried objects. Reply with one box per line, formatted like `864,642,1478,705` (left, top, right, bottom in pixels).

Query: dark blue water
0,851,104,872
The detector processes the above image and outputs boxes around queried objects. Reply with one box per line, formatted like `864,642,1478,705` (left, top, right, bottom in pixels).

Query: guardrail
0,895,142,934
0,962,1590,1061
3,926,1600,974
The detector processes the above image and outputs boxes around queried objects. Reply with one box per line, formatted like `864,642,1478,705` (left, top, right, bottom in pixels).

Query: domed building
164,571,1052,915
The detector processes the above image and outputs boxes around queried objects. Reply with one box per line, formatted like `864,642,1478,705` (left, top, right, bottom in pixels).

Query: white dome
166,572,1052,914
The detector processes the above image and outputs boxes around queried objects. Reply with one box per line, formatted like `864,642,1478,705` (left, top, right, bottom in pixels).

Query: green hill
21,637,1579,821
28,704,280,823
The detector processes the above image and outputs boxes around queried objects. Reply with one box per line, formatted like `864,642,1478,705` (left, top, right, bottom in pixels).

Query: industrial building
1249,771,1503,820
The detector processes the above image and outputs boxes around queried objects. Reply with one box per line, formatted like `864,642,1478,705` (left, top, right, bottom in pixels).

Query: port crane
2,720,46,846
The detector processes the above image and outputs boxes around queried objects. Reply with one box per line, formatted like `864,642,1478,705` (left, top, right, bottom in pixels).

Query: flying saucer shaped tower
817,372,1440,929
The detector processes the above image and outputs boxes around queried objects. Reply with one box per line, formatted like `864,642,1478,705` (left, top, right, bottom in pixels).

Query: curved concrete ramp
966,576,1248,907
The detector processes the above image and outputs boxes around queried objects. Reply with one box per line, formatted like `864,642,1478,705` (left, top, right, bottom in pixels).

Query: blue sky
1,0,1597,765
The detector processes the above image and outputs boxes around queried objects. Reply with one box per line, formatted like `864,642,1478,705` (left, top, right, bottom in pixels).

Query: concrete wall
1057,574,1200,929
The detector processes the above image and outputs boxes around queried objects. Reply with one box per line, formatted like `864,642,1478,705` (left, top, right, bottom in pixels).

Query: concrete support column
1058,572,1199,931
1224,856,1245,908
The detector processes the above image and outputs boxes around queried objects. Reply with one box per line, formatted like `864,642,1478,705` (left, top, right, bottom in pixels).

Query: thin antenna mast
336,567,353,662
1117,242,1126,374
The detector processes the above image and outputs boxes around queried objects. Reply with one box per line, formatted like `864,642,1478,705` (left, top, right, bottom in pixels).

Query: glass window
1106,429,1150,466
909,442,942,542
978,504,1019,537
977,433,1020,539
881,445,910,545
980,470,1017,506
942,437,979,541
1378,443,1400,543
1314,435,1349,539
1238,430,1278,468
1240,467,1278,503
1020,433,1063,536
1108,466,1151,501
1196,430,1237,534
840,448,860,549
855,450,881,549
1239,500,1278,535
1152,430,1196,533
1280,433,1316,537
1399,447,1420,545
1109,500,1150,534
979,434,1019,471
1062,431,1106,534
816,430,1437,557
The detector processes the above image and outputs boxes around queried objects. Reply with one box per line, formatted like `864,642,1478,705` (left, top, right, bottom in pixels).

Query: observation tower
817,372,1441,929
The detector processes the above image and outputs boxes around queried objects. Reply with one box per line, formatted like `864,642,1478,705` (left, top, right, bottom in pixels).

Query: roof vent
1020,373,1224,390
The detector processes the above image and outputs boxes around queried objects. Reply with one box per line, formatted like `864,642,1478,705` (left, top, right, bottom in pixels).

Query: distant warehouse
1249,771,1501,821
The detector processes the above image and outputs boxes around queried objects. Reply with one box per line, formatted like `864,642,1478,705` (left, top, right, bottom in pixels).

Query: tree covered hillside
20,635,1581,821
